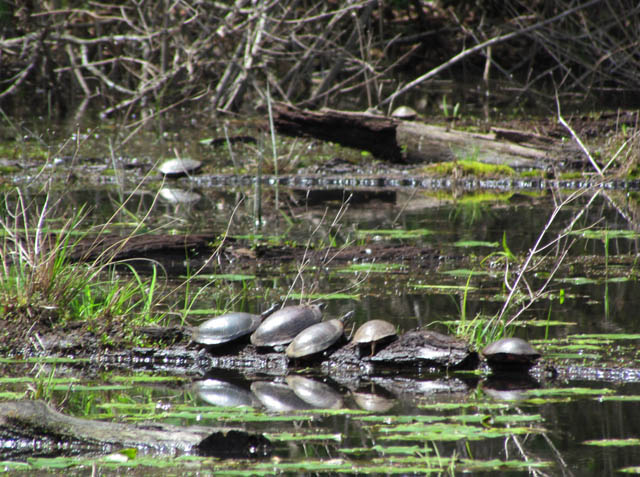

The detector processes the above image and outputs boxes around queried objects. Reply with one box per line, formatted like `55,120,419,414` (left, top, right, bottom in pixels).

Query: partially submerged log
273,104,402,161
0,400,271,460
65,233,218,262
273,103,577,169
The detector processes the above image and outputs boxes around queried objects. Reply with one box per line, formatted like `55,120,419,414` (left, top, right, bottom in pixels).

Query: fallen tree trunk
273,103,577,169
0,400,271,460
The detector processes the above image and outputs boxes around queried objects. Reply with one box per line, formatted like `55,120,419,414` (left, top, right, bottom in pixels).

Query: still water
3,180,640,475
2,116,640,474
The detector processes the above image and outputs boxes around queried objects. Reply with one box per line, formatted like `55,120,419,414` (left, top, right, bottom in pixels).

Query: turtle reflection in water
250,381,312,412
286,376,343,409
482,337,541,373
193,379,256,407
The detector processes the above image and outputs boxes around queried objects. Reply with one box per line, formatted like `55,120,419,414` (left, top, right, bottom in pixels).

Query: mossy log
273,103,577,169
0,400,271,459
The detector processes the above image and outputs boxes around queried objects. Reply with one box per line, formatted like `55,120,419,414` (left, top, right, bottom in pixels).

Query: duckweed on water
286,292,361,300
355,228,432,239
184,273,257,281
337,262,405,273
583,438,640,447
522,387,615,398
453,240,500,248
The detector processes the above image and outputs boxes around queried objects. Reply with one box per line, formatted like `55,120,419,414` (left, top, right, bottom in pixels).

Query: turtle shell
391,105,417,120
192,312,262,345
250,304,323,347
482,337,541,368
285,319,344,358
158,158,202,177
353,320,397,345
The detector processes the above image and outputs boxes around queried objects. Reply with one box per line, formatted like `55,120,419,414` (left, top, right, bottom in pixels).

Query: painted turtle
285,311,353,359
158,157,202,177
352,319,397,356
250,304,324,348
482,337,541,372
391,105,418,120
192,303,278,346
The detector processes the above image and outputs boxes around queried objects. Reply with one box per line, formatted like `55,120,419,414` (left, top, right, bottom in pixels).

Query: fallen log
273,103,579,169
0,400,271,460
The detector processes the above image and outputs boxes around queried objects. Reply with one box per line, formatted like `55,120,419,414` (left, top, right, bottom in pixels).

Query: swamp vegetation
1,0,640,475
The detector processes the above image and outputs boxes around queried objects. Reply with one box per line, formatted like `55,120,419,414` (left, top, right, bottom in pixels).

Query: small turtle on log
481,337,541,373
158,158,202,178
250,304,324,349
352,319,397,357
192,304,278,346
285,311,353,359
391,105,418,120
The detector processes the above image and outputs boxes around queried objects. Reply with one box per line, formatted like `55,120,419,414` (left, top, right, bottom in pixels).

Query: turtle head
261,302,280,318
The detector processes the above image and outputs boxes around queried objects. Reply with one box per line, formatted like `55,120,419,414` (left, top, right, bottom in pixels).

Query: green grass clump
0,189,163,351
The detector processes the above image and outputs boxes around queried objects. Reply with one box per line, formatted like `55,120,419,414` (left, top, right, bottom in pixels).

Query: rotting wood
0,400,271,459
273,103,403,162
63,234,444,270
273,103,579,168
65,233,218,262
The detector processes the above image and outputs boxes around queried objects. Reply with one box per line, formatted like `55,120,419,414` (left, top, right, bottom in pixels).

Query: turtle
250,304,324,348
481,337,541,372
285,311,353,359
390,105,418,120
352,319,397,356
158,157,202,178
192,303,279,346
